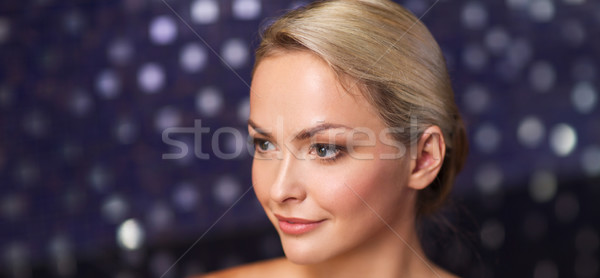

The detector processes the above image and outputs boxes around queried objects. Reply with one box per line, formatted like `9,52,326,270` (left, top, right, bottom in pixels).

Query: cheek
251,154,411,223
251,160,273,206
311,159,410,221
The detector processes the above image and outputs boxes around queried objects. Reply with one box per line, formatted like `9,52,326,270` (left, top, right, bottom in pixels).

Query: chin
280,238,332,265
284,250,327,265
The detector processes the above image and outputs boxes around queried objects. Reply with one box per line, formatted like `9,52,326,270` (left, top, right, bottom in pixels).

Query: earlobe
408,126,446,190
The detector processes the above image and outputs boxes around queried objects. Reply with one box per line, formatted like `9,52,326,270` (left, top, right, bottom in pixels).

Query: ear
408,126,446,190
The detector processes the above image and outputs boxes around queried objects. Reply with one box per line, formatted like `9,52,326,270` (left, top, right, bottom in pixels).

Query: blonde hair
253,0,468,216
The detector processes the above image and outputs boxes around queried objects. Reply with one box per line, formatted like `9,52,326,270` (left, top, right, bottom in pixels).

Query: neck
291,219,441,278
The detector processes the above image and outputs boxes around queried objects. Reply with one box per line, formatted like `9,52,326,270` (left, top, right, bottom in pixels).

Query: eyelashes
252,137,276,152
309,143,345,162
249,137,345,163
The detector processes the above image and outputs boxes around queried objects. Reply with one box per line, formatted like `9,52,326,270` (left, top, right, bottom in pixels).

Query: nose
270,153,306,204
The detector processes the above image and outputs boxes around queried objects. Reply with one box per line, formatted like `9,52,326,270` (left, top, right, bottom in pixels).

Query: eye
253,138,275,152
312,143,341,159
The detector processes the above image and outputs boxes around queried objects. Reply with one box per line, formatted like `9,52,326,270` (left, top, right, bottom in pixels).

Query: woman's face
248,51,417,264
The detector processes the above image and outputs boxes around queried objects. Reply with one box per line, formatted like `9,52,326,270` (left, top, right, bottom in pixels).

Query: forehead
249,51,384,131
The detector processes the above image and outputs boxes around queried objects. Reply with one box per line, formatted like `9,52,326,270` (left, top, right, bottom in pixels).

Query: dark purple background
0,0,599,277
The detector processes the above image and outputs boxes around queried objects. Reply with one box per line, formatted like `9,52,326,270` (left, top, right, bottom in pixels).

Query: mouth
274,214,325,235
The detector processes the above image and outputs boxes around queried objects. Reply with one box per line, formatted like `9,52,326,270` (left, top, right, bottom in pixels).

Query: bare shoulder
189,257,292,278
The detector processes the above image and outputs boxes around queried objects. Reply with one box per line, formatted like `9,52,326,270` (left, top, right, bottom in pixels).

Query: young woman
200,0,468,277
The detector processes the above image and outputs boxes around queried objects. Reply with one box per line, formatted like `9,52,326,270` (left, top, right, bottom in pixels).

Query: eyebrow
247,119,352,142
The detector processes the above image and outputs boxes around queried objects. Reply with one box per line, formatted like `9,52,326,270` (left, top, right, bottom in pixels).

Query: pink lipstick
275,214,325,235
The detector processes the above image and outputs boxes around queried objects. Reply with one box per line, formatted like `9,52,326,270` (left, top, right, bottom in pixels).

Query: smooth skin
197,51,456,278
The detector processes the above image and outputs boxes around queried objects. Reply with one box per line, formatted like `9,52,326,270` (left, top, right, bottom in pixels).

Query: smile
275,214,325,235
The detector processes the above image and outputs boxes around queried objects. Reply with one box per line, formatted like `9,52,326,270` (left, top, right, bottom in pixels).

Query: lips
275,214,325,235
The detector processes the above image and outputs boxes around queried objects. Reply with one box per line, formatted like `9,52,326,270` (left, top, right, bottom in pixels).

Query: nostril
282,197,296,203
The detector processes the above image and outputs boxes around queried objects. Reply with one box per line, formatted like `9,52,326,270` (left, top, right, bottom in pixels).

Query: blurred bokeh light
0,0,598,277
